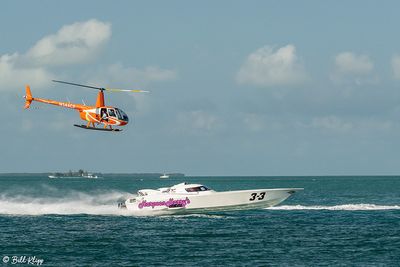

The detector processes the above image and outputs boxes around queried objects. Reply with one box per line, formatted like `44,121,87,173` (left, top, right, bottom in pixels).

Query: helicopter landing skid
73,124,122,132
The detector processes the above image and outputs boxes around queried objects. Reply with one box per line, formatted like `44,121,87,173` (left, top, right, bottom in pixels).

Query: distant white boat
83,173,99,179
160,174,169,179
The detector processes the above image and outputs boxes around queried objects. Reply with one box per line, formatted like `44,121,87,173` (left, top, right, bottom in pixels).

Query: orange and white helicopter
24,80,148,132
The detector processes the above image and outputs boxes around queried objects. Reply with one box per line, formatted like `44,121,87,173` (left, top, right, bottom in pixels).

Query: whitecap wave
167,214,226,219
266,204,400,211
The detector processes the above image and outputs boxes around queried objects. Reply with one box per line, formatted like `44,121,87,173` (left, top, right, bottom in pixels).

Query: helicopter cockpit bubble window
115,109,122,120
107,108,116,117
115,108,129,122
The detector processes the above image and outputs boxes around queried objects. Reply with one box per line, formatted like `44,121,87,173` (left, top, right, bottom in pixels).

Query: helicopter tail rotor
24,85,33,109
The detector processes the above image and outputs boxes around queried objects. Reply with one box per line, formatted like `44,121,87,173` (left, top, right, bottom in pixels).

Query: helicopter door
100,108,108,121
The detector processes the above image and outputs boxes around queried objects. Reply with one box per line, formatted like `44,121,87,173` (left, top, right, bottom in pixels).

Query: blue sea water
0,175,399,266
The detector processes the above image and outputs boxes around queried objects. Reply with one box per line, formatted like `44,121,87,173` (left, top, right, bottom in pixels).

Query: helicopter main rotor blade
105,88,149,93
52,80,149,93
52,80,105,90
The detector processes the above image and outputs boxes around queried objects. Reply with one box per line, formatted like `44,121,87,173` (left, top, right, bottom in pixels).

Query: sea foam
0,190,134,216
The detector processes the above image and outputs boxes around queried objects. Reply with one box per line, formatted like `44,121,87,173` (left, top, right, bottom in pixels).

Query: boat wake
2,187,398,216
266,204,400,211
0,190,135,216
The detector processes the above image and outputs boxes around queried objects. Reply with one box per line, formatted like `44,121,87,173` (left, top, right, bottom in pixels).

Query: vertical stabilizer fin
96,90,105,107
24,85,33,109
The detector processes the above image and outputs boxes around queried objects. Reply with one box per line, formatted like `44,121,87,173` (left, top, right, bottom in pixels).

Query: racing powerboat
118,182,303,215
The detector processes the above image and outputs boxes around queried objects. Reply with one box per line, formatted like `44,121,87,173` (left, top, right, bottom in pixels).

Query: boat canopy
137,189,159,196
185,186,210,192
170,183,212,193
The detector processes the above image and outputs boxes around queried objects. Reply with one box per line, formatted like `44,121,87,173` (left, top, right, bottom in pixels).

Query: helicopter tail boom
24,85,33,109
23,84,87,111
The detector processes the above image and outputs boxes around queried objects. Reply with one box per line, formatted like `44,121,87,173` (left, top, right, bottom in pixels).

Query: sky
1,1,400,176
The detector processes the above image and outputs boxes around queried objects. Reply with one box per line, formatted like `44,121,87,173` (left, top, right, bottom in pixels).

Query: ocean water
0,175,399,266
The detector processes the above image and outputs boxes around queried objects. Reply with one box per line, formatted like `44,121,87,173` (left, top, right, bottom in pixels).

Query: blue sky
1,1,400,175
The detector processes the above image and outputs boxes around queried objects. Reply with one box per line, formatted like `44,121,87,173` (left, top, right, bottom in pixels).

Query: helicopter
23,80,148,132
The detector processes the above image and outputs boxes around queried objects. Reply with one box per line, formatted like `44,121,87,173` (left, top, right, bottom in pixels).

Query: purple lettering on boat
138,197,191,209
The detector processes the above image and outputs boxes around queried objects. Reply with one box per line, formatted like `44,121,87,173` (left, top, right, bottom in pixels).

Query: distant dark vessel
48,169,100,179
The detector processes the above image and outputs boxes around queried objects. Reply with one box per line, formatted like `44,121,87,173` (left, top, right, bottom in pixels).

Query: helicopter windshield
115,108,129,122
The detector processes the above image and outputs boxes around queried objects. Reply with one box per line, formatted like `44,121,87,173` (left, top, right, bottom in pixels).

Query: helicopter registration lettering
59,102,76,109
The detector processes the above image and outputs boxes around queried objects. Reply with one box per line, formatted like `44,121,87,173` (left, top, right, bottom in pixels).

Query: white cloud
25,19,111,66
241,113,282,132
176,110,221,134
391,54,400,80
302,115,395,133
331,52,375,84
311,116,353,132
242,113,265,132
0,53,53,89
334,52,373,75
1,18,174,97
0,19,111,91
236,44,307,87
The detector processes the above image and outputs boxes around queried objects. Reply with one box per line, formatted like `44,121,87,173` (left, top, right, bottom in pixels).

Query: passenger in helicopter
101,108,108,122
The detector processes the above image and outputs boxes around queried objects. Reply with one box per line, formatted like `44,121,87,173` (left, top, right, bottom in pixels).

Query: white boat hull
124,188,302,215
